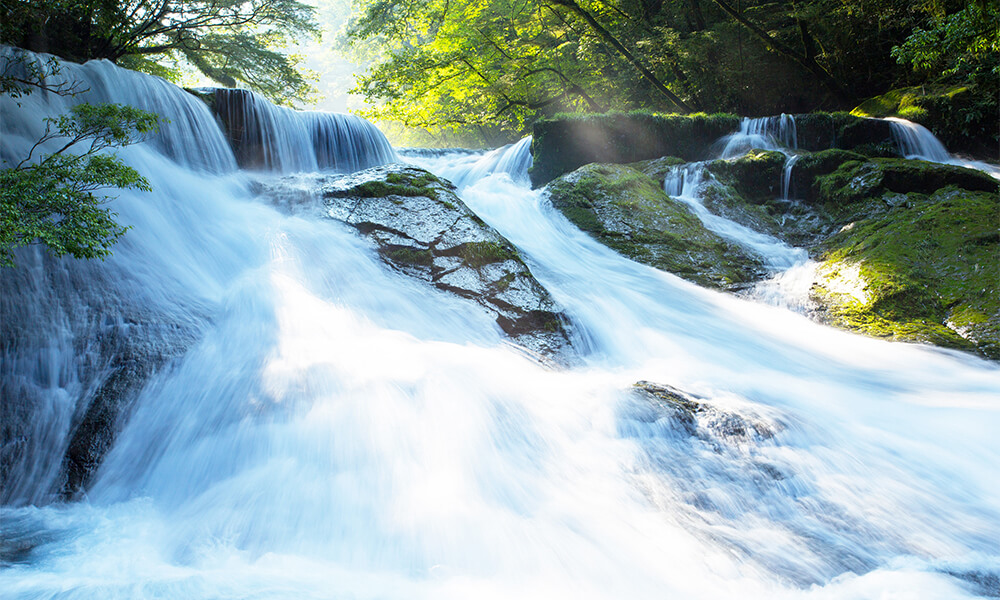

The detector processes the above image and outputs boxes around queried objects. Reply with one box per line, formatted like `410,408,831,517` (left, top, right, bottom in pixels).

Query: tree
0,0,320,106
1,52,161,267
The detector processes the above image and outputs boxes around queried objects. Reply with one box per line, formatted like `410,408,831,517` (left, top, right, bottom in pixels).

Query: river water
2,50,999,599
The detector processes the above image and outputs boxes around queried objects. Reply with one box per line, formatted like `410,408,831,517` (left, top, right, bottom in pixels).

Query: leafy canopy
1,0,321,106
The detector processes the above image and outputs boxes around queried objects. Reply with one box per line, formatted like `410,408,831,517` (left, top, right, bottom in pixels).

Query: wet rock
258,164,573,359
530,113,739,187
545,163,766,290
631,381,779,446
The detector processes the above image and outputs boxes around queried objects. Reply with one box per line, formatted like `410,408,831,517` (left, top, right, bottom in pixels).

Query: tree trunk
547,0,693,113
708,0,850,103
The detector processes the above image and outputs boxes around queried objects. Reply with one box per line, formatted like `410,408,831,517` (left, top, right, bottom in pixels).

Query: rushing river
2,50,999,599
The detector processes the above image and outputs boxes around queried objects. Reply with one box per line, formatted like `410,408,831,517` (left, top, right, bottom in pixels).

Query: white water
3,53,1000,599
887,117,1000,180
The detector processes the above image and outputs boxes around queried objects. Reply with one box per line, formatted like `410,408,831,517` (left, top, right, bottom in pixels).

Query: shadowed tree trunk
547,0,694,112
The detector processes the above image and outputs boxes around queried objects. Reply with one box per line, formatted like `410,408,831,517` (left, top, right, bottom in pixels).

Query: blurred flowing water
2,50,999,599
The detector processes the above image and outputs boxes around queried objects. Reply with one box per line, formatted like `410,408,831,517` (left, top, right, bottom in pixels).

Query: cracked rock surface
256,164,574,361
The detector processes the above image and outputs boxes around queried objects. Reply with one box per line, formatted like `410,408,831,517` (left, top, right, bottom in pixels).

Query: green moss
705,149,786,202
349,169,442,200
459,241,517,268
546,163,764,289
382,246,433,267
496,272,516,291
815,187,999,358
815,158,997,214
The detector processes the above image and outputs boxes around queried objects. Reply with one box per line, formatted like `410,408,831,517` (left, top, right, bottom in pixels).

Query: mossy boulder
793,112,898,157
629,156,687,186
704,149,787,202
812,186,1000,359
529,112,739,187
814,158,998,215
545,163,765,289
257,165,573,359
851,85,998,158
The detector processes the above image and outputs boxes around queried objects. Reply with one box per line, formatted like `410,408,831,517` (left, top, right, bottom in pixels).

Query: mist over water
2,52,999,599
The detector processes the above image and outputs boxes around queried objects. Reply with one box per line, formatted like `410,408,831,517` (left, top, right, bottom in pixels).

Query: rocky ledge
259,164,573,360
545,163,766,290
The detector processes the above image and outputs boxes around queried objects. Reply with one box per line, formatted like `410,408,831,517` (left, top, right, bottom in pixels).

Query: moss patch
381,246,434,267
458,241,517,268
546,163,764,289
340,170,443,200
814,186,999,358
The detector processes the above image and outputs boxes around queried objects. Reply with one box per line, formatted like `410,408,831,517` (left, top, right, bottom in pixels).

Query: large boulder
812,185,999,359
257,164,573,359
544,163,766,289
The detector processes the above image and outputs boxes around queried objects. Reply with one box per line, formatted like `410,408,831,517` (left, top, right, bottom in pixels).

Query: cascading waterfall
718,114,797,159
3,51,1000,599
887,117,1000,179
212,87,397,173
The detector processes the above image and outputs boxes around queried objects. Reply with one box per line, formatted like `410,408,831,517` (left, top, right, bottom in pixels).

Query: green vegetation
382,246,434,267
1,57,161,268
344,0,997,146
346,170,443,200
1,0,319,105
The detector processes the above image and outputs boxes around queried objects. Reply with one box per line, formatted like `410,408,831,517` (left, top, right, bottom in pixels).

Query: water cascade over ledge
2,51,1000,599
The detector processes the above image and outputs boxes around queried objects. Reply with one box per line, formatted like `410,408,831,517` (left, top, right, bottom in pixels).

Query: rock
529,112,739,187
814,157,998,216
0,254,203,503
631,381,779,444
812,186,1000,359
544,163,766,290
258,164,573,359
793,112,898,157
704,149,787,202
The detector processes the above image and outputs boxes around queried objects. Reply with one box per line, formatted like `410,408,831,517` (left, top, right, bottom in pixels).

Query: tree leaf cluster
0,0,321,106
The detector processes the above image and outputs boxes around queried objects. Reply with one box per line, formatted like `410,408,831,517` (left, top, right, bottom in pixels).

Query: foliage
344,0,964,143
0,63,161,267
0,0,320,106
891,3,999,84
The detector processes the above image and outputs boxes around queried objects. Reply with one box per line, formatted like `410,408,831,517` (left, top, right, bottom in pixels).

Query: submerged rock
545,163,766,290
258,164,573,359
631,381,779,445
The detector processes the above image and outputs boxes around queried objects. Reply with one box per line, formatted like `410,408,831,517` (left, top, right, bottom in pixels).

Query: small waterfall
781,154,801,200
887,117,1000,179
212,88,397,173
719,114,797,159
664,164,806,271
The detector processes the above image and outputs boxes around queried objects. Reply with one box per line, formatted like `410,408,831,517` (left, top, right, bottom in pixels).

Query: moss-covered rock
793,112,898,157
545,163,765,289
704,149,787,202
629,156,687,186
257,165,574,359
812,186,1000,359
529,112,739,187
851,85,998,158
814,158,998,215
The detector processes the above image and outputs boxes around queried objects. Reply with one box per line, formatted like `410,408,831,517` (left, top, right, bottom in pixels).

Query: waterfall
406,136,533,188
212,87,397,173
887,117,1000,179
3,52,1000,599
718,114,797,159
